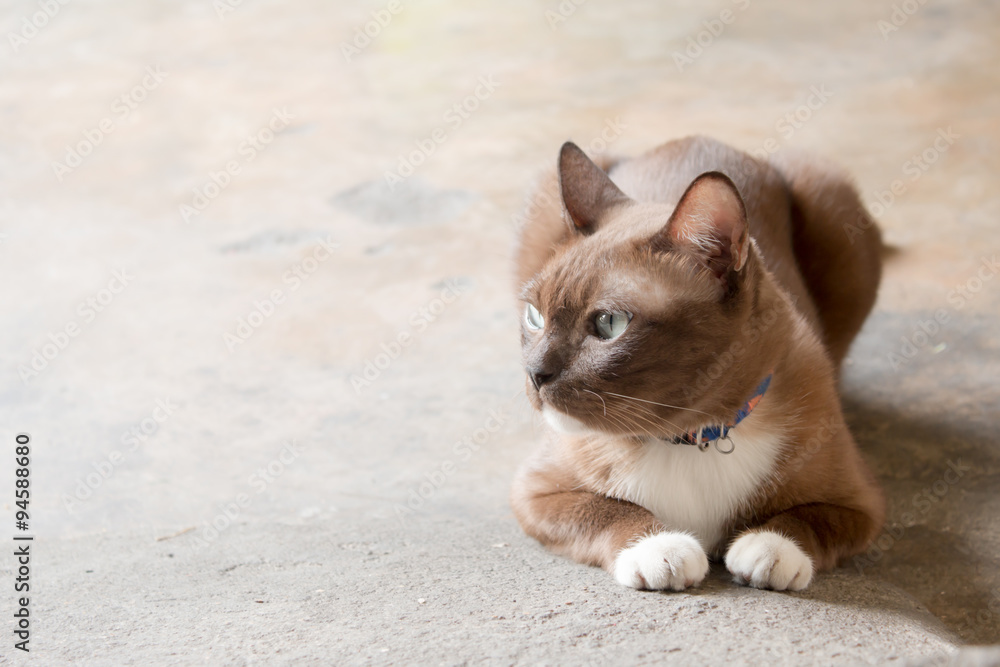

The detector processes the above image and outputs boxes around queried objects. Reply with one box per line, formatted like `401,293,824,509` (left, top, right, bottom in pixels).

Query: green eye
595,311,632,340
525,303,545,330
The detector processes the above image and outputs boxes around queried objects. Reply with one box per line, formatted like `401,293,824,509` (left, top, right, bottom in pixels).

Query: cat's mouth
540,390,660,439
531,382,608,436
536,383,695,440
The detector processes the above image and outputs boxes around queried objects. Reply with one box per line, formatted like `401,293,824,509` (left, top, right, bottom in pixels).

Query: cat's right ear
558,142,630,235
652,171,750,282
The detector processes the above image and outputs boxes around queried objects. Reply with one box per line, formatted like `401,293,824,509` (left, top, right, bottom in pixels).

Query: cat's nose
527,367,554,390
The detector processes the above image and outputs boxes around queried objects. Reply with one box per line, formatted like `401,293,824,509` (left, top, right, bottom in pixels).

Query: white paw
725,530,814,591
613,532,709,591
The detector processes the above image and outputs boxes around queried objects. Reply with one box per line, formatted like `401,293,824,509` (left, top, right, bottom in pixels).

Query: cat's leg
724,503,879,591
511,458,709,591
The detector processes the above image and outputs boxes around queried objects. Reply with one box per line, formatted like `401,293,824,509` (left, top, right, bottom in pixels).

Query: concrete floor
1,0,999,664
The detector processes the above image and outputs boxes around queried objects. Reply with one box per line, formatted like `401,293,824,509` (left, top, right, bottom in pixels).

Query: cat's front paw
613,532,709,591
725,530,813,591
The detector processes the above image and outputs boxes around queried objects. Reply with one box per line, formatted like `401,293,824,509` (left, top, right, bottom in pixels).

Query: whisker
611,399,686,435
601,410,630,436
603,400,669,440
608,405,660,440
602,391,720,421
583,389,607,417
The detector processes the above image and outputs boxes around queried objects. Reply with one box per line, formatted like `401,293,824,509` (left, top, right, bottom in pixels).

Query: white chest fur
544,405,785,552
600,419,783,553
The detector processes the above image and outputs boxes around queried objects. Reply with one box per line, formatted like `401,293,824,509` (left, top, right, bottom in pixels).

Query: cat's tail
880,239,902,261
769,150,883,367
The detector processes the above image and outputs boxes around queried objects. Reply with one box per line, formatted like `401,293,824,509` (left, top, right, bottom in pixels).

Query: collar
666,372,773,454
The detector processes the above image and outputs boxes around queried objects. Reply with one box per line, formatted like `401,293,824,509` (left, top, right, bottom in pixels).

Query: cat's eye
524,303,545,330
595,311,632,340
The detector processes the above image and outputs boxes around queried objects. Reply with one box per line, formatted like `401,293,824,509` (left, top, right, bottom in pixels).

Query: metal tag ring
714,435,735,455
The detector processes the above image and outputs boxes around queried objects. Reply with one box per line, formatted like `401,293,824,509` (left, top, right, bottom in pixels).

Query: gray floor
1,1,999,664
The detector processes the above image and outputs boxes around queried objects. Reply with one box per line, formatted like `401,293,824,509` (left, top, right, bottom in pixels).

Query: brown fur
510,136,884,588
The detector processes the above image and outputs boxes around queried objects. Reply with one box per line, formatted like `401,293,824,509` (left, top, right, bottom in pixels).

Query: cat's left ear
558,141,631,235
653,171,750,278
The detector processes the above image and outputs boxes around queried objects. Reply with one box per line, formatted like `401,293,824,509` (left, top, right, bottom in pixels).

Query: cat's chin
542,405,599,436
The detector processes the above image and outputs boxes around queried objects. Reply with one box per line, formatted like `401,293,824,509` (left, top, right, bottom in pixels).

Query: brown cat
511,136,885,591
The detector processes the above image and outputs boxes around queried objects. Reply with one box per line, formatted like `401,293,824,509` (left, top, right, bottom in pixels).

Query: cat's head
520,142,770,438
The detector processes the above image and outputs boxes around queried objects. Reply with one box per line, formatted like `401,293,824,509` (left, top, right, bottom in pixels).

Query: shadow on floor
839,395,1000,644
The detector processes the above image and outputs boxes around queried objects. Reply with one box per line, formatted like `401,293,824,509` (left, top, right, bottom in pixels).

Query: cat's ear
558,141,630,235
653,171,750,278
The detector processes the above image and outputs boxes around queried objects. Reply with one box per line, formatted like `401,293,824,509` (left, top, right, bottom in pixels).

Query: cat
510,136,885,591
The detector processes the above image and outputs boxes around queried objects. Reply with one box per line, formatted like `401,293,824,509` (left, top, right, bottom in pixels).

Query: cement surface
1,0,999,664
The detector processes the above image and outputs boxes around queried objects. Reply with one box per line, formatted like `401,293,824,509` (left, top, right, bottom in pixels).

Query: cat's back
607,136,794,248
608,136,811,310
